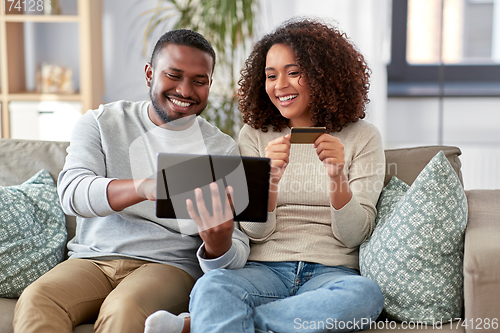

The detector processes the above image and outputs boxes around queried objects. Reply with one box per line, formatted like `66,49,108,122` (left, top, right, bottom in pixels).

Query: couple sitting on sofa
14,18,385,333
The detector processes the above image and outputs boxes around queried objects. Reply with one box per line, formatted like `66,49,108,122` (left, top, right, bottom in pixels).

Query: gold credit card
290,127,327,144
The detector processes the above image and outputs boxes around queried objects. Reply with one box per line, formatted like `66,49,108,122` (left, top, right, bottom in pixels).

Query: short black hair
150,29,216,74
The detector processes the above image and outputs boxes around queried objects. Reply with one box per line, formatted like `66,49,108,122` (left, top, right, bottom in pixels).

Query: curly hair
238,18,371,133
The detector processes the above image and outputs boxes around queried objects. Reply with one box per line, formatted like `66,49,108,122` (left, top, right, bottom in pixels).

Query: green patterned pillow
359,151,467,323
0,169,67,298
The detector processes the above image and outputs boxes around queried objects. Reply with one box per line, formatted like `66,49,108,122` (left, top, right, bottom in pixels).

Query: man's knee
16,279,57,311
95,295,148,332
14,280,72,332
100,294,143,316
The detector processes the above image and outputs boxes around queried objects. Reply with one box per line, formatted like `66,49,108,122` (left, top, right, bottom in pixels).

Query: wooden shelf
3,14,79,22
0,0,103,138
7,93,82,102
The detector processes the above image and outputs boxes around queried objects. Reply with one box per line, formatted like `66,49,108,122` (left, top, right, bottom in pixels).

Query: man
13,29,249,333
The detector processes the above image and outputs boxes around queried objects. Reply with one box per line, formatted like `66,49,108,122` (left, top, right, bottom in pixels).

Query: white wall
100,0,391,138
101,0,159,103
387,97,500,190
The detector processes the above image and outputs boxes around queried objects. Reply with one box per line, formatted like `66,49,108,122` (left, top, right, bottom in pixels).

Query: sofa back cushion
384,145,463,186
0,139,75,255
0,139,70,187
0,139,464,257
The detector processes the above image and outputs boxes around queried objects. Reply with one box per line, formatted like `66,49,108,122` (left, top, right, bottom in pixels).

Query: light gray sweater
58,100,249,279
238,120,385,270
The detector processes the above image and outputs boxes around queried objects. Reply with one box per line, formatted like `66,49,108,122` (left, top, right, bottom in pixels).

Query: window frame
387,0,500,97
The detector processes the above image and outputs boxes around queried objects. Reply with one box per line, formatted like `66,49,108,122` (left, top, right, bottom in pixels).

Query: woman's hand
265,134,291,186
314,134,345,179
186,183,235,259
264,134,291,212
314,134,352,209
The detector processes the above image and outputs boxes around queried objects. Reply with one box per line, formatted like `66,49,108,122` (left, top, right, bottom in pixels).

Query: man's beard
149,86,203,127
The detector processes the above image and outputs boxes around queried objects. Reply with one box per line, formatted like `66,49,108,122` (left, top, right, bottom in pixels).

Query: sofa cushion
0,139,76,257
0,170,67,298
0,139,69,187
359,151,468,322
384,146,463,186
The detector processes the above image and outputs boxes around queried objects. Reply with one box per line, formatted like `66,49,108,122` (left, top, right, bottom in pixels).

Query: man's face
146,44,213,126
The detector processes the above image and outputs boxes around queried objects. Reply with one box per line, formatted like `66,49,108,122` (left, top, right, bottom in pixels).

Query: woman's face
265,43,312,128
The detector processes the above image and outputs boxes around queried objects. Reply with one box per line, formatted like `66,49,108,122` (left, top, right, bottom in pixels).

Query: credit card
290,127,327,144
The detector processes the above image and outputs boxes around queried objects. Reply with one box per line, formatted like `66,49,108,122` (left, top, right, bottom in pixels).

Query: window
388,0,500,96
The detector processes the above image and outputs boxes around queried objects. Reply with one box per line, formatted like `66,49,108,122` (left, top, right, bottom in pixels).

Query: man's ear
145,62,153,87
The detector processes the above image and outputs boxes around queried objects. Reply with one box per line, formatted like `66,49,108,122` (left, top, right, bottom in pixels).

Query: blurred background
1,0,498,190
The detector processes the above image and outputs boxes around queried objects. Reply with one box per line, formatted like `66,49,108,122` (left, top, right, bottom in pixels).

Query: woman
146,17,386,333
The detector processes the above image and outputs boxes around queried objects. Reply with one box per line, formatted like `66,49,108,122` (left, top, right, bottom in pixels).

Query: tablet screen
156,153,270,222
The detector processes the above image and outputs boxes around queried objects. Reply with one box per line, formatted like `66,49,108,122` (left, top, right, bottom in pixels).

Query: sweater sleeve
236,125,277,242
330,125,385,248
57,108,117,218
197,226,250,272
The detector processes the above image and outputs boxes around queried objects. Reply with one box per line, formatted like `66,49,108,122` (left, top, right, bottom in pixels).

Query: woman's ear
145,62,153,87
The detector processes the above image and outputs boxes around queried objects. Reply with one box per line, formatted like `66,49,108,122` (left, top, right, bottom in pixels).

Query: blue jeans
190,261,384,333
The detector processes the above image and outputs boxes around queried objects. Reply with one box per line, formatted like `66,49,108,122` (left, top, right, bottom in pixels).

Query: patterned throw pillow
359,151,467,323
0,169,67,298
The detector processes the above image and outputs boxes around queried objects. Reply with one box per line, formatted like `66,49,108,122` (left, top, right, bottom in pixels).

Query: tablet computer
156,153,270,222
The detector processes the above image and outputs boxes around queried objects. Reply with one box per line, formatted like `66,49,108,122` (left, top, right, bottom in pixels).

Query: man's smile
169,97,193,108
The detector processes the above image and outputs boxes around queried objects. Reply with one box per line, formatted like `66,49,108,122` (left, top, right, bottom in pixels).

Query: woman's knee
190,268,261,309
191,269,235,297
343,275,384,317
350,275,382,295
323,275,384,315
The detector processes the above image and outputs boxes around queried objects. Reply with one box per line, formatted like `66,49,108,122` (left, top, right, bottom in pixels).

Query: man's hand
108,178,156,211
314,134,345,179
186,183,235,259
135,178,157,201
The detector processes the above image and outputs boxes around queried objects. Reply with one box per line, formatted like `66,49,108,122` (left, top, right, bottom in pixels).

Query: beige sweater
238,120,385,269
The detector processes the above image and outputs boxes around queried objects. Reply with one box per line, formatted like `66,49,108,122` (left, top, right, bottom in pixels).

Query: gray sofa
0,139,499,333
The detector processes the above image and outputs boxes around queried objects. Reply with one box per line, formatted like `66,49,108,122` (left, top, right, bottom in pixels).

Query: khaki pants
13,258,195,333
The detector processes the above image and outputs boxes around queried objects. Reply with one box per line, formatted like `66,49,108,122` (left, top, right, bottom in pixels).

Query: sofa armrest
463,190,500,332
